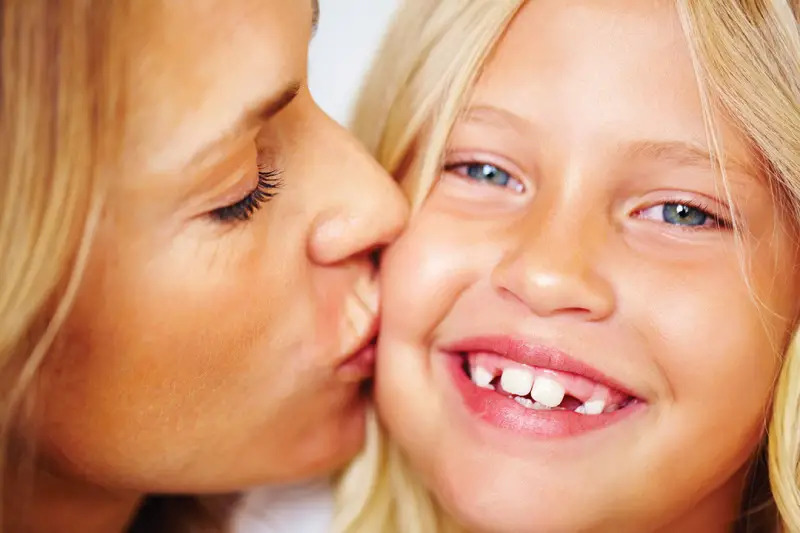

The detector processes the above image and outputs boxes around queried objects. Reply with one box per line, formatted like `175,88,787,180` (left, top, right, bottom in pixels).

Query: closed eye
210,170,282,223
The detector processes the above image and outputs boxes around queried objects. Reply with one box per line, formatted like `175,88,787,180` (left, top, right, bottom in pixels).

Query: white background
308,0,400,126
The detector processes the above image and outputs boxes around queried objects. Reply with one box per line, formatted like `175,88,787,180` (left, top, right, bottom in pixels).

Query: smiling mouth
460,352,638,414
441,336,644,438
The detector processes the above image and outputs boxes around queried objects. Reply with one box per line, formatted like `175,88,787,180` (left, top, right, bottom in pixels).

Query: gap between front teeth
474,365,613,415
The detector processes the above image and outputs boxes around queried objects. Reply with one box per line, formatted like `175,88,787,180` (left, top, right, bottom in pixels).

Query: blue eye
466,163,512,186
446,162,524,192
639,202,726,228
663,203,707,226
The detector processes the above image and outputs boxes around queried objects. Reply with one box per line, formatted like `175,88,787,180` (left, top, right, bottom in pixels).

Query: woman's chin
226,394,370,490
282,396,370,481
121,391,370,494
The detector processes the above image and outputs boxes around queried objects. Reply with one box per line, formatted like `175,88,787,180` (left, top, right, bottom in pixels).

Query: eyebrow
461,105,754,177
461,105,531,135
248,82,302,124
622,140,754,177
187,82,301,168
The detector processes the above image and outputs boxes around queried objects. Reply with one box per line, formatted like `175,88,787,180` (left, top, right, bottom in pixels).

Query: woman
0,0,407,531
337,0,800,531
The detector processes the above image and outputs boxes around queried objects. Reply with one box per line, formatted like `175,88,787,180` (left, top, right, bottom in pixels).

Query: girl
0,0,407,531
336,0,800,531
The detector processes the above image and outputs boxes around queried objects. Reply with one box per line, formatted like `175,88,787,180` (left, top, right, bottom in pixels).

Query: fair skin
378,1,799,532
7,1,407,532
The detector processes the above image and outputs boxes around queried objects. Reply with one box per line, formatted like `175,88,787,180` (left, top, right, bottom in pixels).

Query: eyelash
210,170,282,223
444,157,734,231
636,198,732,231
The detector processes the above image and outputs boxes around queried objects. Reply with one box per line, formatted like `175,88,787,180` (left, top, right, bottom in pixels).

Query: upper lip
441,335,641,399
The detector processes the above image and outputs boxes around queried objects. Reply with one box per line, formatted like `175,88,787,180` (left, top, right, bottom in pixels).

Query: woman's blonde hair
334,1,800,532
0,4,240,532
0,0,129,518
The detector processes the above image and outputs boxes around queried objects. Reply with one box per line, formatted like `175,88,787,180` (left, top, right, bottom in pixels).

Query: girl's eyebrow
622,140,754,177
460,104,532,136
461,105,754,178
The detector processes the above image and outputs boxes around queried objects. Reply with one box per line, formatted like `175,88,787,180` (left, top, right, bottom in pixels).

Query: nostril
369,248,382,268
491,252,615,321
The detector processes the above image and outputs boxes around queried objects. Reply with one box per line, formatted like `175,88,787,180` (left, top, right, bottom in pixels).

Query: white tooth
472,365,495,389
530,376,565,408
514,396,535,409
532,401,551,410
583,399,606,415
575,404,587,415
500,367,534,397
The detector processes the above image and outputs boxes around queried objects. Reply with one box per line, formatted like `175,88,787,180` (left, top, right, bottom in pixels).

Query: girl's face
25,0,407,493
378,0,799,531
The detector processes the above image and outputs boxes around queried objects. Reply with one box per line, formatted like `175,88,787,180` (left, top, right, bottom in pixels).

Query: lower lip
444,353,643,439
337,343,376,382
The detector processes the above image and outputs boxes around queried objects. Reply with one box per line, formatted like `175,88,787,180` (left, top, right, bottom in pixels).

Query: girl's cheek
381,219,487,338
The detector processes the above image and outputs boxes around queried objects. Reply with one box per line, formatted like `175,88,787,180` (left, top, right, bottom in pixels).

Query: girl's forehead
472,0,695,130
463,0,759,182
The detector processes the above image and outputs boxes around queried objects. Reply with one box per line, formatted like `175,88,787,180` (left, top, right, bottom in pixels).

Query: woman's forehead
122,0,313,174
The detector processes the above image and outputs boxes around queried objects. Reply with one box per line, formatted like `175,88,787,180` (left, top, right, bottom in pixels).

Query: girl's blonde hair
0,0,128,518
334,1,800,532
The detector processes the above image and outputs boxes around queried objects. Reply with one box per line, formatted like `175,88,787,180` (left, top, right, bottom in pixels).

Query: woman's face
378,1,799,531
26,0,407,492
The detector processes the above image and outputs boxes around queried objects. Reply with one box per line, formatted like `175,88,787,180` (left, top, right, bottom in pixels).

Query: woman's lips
336,338,377,383
439,336,645,438
336,277,380,383
336,310,379,383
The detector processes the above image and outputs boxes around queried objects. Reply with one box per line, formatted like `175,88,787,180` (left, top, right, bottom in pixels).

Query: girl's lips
441,335,641,399
443,353,644,438
438,335,645,438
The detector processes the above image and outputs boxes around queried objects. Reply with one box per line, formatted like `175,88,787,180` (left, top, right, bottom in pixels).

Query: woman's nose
307,117,408,266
